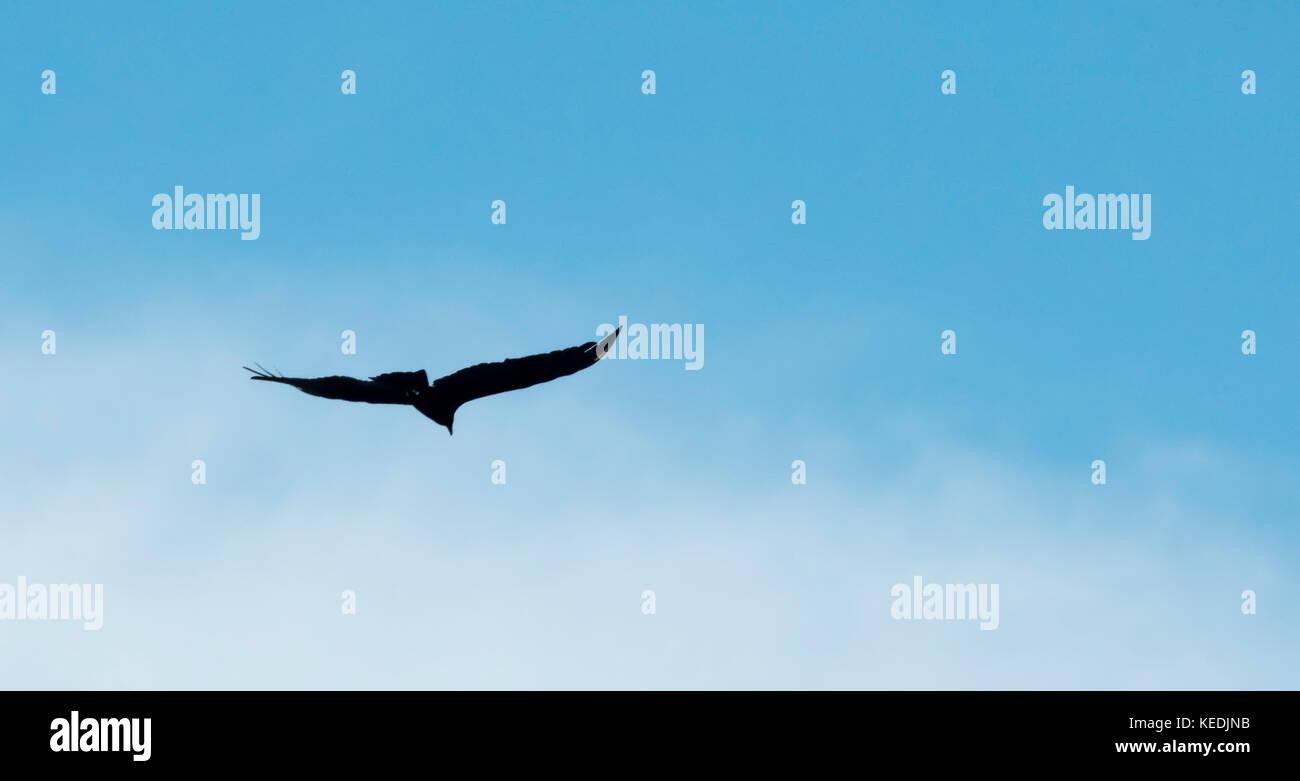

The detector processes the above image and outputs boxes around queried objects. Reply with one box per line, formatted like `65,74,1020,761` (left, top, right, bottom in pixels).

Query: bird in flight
244,326,620,434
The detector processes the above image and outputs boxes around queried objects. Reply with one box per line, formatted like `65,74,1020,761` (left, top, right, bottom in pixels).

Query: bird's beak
446,424,453,436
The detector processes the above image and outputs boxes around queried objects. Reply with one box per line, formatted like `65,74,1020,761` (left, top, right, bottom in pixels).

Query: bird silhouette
245,326,620,434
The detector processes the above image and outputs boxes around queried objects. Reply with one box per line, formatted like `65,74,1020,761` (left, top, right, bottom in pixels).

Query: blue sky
0,1,1296,688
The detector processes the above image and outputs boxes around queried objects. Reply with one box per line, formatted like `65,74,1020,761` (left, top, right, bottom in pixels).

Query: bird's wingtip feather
594,324,621,360
244,363,280,380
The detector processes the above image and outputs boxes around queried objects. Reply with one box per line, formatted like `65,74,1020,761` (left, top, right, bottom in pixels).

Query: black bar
0,691,1287,769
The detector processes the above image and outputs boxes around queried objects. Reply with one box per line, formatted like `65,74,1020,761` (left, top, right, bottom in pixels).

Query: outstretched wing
243,364,420,405
429,326,620,411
